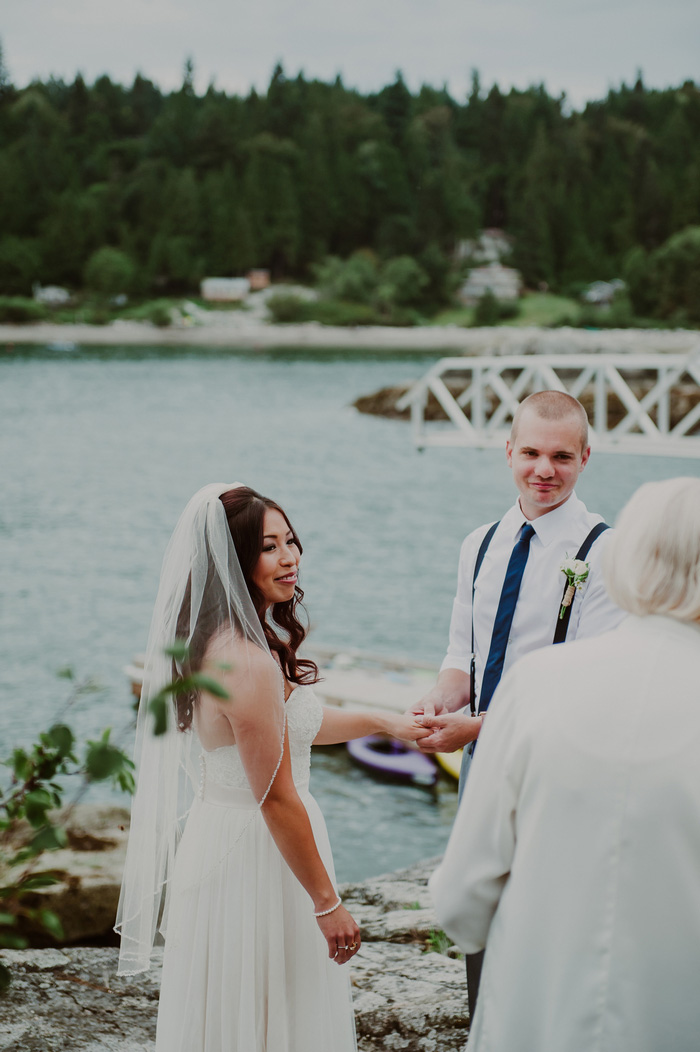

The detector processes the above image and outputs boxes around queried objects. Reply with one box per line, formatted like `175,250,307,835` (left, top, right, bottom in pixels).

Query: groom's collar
505,493,582,547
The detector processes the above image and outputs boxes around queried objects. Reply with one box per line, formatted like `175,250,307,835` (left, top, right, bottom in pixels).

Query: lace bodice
201,685,323,795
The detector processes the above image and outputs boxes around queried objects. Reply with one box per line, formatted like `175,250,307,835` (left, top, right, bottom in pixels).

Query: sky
2,0,698,108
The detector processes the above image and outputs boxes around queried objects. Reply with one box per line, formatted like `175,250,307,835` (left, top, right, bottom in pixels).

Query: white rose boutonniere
559,558,590,619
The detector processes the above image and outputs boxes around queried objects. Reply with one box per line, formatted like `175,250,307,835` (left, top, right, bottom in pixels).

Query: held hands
408,684,449,720
387,713,432,743
415,712,483,754
408,670,474,751
316,904,361,965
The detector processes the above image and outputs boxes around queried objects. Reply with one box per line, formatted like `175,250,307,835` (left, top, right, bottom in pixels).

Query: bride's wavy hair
218,487,319,687
174,487,319,730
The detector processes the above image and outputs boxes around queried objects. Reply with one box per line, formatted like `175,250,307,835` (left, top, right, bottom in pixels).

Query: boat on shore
346,735,438,787
436,750,463,781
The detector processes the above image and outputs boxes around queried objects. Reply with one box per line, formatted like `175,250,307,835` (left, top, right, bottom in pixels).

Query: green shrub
472,290,501,326
576,293,658,330
84,246,136,298
84,305,111,325
0,297,48,323
496,300,521,320
379,306,422,327
308,300,378,326
471,291,521,326
0,673,135,993
313,251,442,318
313,252,378,304
146,302,172,328
0,238,42,296
417,243,455,307
624,246,656,317
126,299,174,328
376,256,429,309
624,227,700,324
267,294,309,323
649,226,700,324
425,928,455,956
562,280,590,301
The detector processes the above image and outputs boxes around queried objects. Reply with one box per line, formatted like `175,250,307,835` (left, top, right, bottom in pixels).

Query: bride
115,483,428,1051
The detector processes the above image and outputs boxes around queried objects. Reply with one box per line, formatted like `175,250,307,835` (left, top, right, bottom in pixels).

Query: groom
415,390,623,1014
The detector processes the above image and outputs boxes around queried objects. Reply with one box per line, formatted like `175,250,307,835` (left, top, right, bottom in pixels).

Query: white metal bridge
396,350,700,458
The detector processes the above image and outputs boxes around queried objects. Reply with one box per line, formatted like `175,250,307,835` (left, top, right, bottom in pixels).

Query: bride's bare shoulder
203,633,279,690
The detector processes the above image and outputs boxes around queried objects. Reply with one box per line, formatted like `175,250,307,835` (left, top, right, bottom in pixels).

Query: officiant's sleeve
429,664,529,952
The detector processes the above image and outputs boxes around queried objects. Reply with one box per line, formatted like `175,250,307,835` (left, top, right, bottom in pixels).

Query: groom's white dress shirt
441,492,623,711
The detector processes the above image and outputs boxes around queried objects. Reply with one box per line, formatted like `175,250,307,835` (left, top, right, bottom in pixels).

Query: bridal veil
115,483,286,974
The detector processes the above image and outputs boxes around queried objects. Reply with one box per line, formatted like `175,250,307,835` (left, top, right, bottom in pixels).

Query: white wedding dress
155,685,357,1052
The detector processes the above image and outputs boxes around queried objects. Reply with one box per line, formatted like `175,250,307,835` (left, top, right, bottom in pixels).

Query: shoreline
2,315,699,354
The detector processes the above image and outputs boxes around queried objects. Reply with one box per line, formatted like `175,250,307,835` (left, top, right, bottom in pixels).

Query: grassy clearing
503,292,581,327
428,305,476,327
186,296,246,312
430,292,581,329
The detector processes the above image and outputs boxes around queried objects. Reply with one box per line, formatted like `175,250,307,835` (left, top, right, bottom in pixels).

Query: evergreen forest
1,47,699,320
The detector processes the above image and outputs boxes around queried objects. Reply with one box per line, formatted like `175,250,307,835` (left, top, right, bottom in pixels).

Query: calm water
1,344,697,879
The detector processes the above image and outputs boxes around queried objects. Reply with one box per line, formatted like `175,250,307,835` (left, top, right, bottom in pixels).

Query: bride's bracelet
314,897,342,917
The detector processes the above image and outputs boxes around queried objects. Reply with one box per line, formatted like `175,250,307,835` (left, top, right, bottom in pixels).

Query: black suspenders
469,520,610,711
552,522,610,644
469,521,500,715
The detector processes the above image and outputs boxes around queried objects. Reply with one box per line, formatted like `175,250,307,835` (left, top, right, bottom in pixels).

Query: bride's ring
338,945,349,950
349,943,357,950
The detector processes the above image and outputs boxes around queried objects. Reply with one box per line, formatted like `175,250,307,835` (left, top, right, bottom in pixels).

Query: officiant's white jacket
430,614,700,1052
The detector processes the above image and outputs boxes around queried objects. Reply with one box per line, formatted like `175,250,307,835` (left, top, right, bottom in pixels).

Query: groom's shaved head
511,391,589,453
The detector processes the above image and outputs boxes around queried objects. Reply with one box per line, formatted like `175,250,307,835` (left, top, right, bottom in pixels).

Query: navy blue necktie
478,523,535,714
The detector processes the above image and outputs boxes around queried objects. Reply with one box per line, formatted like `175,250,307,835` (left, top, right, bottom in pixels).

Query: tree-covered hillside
0,47,698,299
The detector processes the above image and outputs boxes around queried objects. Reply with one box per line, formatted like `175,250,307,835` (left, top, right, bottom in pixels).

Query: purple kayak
346,735,438,787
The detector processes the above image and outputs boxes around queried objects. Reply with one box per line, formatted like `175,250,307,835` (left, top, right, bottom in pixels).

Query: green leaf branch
0,675,135,994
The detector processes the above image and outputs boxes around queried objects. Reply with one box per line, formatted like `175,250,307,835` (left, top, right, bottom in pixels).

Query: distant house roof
456,228,513,265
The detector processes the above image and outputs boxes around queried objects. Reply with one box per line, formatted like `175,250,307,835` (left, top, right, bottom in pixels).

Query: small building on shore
247,269,270,291
458,262,522,305
33,284,71,306
200,277,250,302
582,279,625,306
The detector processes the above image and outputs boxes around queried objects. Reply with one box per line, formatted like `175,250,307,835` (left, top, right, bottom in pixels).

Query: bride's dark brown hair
174,487,319,730
218,486,319,687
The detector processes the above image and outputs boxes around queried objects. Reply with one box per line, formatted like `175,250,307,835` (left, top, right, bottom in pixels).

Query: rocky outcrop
0,948,161,1052
0,857,468,1052
344,859,468,1051
355,379,700,432
8,805,130,946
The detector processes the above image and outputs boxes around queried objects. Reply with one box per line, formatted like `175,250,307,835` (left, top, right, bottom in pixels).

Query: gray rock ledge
0,857,467,1052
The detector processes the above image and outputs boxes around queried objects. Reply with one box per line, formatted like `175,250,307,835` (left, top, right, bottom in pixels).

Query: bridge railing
395,350,700,458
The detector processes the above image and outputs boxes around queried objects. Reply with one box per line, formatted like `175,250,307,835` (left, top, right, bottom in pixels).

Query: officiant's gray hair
604,477,700,623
